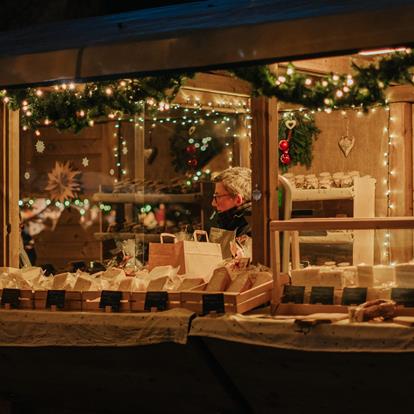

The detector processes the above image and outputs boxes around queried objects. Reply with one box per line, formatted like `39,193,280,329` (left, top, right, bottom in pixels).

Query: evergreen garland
278,112,320,172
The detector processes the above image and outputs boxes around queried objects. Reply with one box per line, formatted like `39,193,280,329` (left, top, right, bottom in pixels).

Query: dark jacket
215,202,252,237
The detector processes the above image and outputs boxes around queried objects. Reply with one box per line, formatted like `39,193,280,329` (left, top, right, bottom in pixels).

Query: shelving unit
278,175,376,270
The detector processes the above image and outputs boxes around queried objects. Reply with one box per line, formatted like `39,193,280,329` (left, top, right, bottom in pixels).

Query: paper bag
209,227,236,259
148,233,184,272
148,231,222,278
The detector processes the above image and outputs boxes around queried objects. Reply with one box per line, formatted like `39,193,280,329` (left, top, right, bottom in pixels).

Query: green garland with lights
4,50,414,134
278,112,320,172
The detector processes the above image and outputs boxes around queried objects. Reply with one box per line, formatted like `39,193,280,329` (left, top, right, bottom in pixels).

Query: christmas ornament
186,144,196,154
45,161,81,202
285,119,297,130
188,125,196,136
122,147,128,155
24,172,30,180
82,157,89,167
187,158,198,167
35,140,45,153
278,139,289,152
338,113,355,157
280,153,291,165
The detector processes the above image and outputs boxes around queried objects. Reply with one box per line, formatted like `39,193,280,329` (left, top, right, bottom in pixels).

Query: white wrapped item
395,263,414,288
290,267,320,286
73,274,94,291
52,272,76,290
373,264,395,286
319,270,343,289
357,264,374,287
147,276,169,291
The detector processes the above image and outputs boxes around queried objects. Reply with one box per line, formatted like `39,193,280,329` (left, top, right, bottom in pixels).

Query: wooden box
0,289,33,310
82,291,131,312
180,280,273,314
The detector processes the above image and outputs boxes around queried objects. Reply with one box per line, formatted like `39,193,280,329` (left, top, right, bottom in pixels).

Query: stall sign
99,290,122,312
144,291,168,311
1,288,20,308
282,285,305,304
341,287,367,306
310,286,334,305
46,290,66,309
202,293,225,314
391,288,414,307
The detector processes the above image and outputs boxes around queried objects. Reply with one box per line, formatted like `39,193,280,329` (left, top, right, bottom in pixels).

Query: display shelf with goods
270,217,414,320
278,174,376,271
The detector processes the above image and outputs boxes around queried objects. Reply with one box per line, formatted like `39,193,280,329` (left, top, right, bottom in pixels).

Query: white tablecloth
189,313,414,352
0,308,194,347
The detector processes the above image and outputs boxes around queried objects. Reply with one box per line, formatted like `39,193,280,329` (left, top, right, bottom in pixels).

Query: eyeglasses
213,193,232,202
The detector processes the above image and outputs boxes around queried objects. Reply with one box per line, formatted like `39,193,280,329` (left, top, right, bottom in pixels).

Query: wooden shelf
94,232,161,242
92,192,203,204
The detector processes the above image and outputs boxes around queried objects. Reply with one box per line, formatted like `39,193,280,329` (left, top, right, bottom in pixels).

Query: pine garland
3,50,414,133
278,112,320,172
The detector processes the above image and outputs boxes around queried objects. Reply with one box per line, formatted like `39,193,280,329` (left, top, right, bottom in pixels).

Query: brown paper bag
148,233,184,272
148,231,223,277
209,227,236,259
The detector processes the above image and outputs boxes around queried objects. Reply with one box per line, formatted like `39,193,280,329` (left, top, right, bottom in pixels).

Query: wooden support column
0,105,19,267
389,101,413,262
251,97,278,266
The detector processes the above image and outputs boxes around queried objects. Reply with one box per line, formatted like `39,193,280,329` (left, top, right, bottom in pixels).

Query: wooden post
389,102,413,262
0,105,19,267
251,97,278,266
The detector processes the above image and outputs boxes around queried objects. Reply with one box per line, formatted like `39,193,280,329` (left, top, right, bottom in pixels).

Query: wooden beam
0,106,19,267
251,96,278,266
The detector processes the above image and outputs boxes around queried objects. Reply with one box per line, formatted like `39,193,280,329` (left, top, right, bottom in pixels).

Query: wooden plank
270,217,414,232
236,290,272,314
92,192,202,204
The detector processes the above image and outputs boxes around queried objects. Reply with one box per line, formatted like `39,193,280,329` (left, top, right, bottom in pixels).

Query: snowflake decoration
45,161,81,202
82,157,89,167
24,171,30,180
122,147,128,155
35,140,45,153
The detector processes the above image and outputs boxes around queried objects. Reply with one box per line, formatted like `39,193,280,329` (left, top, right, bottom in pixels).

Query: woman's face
211,182,239,212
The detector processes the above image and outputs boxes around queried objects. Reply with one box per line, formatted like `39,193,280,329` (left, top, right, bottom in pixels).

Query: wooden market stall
1,1,414,413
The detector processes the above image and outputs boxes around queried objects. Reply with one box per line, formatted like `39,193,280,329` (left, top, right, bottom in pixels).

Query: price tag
144,291,168,311
202,293,225,315
46,290,66,309
391,288,414,307
341,287,367,306
99,290,122,312
310,286,334,305
282,285,305,304
1,288,20,309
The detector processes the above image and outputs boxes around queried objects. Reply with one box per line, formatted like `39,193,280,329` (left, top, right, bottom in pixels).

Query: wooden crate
180,281,273,314
0,289,33,310
130,283,207,312
82,291,131,312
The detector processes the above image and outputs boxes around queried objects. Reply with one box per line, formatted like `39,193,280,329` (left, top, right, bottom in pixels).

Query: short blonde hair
213,167,252,202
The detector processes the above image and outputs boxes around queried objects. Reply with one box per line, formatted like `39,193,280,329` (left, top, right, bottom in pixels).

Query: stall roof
1,0,414,87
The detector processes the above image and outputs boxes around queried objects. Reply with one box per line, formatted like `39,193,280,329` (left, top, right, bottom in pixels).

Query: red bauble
280,153,291,165
278,139,289,152
186,145,196,154
187,158,198,167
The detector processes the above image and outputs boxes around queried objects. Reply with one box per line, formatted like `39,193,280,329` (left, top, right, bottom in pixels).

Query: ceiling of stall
0,0,414,87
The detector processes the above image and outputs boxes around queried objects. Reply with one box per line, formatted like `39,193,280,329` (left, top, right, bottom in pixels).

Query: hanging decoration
35,140,45,153
45,161,81,202
3,50,414,136
338,113,355,157
278,111,320,172
170,125,224,174
82,157,89,167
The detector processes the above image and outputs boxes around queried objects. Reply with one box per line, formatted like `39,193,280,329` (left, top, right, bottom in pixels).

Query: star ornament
35,140,45,153
82,157,89,167
45,161,81,202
